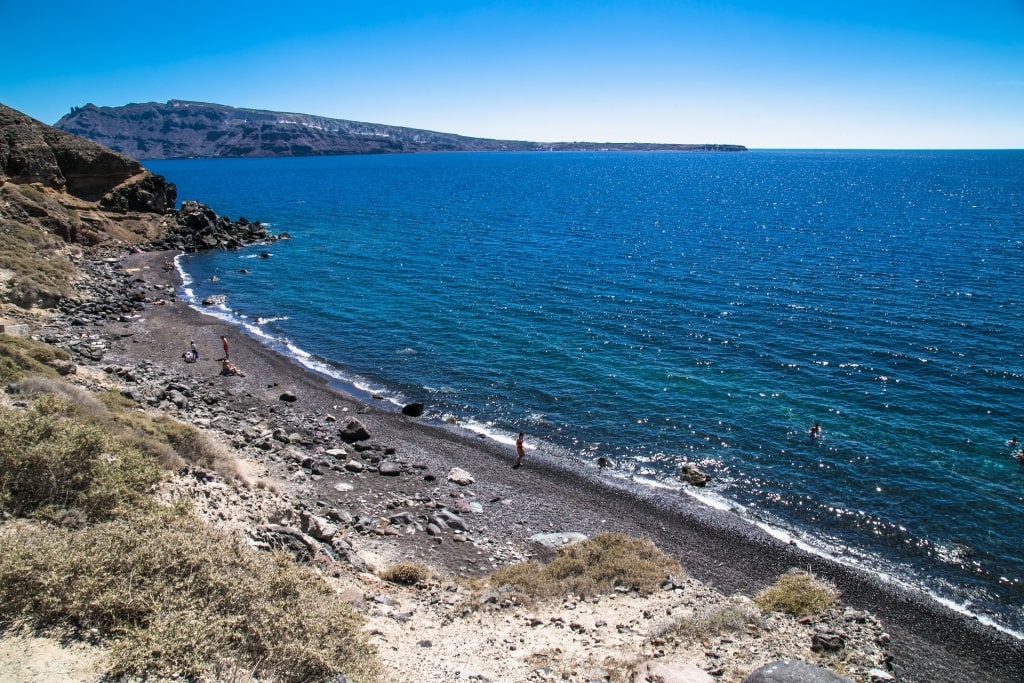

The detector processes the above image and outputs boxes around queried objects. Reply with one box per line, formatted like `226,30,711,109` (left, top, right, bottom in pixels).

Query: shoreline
172,249,1024,641
78,249,1024,681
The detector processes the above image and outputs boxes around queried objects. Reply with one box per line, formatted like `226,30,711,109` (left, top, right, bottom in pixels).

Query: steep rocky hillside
0,102,273,315
54,100,747,159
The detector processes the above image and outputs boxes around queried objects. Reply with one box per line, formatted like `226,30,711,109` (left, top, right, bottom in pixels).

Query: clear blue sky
2,1,1022,148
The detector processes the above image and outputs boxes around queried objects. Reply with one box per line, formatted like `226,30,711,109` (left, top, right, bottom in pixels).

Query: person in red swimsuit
514,432,526,469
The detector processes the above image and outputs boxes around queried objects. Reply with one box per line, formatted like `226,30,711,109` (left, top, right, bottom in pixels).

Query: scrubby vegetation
0,509,378,682
0,193,79,305
665,602,765,641
381,562,432,586
0,394,162,521
755,569,838,617
489,533,682,600
0,334,68,384
0,352,379,682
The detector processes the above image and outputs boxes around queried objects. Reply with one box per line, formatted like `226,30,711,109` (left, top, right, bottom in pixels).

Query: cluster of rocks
149,200,288,253
53,253,162,335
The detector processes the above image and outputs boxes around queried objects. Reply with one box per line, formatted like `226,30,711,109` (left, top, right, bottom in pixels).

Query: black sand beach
108,250,1023,683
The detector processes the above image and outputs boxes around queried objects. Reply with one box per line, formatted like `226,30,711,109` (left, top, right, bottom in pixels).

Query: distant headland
53,100,747,160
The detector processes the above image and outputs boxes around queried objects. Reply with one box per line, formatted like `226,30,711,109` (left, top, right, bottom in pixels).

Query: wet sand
108,250,1023,683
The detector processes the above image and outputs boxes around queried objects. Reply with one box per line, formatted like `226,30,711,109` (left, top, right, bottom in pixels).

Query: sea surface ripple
149,150,1024,634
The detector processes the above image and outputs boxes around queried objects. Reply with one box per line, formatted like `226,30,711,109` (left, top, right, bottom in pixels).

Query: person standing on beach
190,340,199,362
221,335,230,360
514,432,526,469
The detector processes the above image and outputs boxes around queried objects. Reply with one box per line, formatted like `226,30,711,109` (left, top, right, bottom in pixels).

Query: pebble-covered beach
24,247,1023,683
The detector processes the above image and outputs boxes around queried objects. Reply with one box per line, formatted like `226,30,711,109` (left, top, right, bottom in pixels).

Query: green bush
490,533,681,599
755,569,838,617
0,509,379,682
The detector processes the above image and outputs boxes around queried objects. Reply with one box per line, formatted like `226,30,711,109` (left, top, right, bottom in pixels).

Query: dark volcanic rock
150,200,282,253
402,402,424,417
742,660,853,683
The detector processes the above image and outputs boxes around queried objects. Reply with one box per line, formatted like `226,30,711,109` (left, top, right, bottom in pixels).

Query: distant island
53,100,747,160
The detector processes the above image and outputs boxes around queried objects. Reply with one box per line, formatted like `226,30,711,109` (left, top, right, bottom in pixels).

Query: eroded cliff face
0,103,177,207
0,105,160,312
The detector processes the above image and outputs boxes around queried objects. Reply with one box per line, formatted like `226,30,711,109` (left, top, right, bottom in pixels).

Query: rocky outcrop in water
150,200,285,253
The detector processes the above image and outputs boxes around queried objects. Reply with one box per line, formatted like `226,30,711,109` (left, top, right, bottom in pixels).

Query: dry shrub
490,533,682,600
17,375,107,416
123,411,239,481
108,409,241,480
380,562,432,586
164,422,241,480
0,396,161,520
755,569,838,617
0,509,379,683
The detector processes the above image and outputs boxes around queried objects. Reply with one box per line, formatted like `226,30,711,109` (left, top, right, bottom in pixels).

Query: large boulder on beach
402,402,424,417
378,461,403,476
339,417,371,442
742,660,853,683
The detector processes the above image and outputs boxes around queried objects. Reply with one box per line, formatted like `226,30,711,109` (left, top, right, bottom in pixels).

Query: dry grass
26,377,244,481
664,602,765,642
0,509,379,682
380,562,432,586
0,215,77,303
0,379,378,681
112,409,242,481
17,375,107,415
755,569,838,617
0,336,68,384
1,376,246,520
489,533,682,600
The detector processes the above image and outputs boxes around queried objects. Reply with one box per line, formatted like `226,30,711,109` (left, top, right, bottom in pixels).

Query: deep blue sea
147,150,1024,635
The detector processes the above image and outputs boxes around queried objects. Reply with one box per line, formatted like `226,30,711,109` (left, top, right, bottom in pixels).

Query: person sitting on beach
182,351,196,363
220,359,245,377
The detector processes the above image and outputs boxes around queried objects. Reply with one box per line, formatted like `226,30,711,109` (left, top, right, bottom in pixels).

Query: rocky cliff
54,100,747,160
0,103,175,207
0,102,276,312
